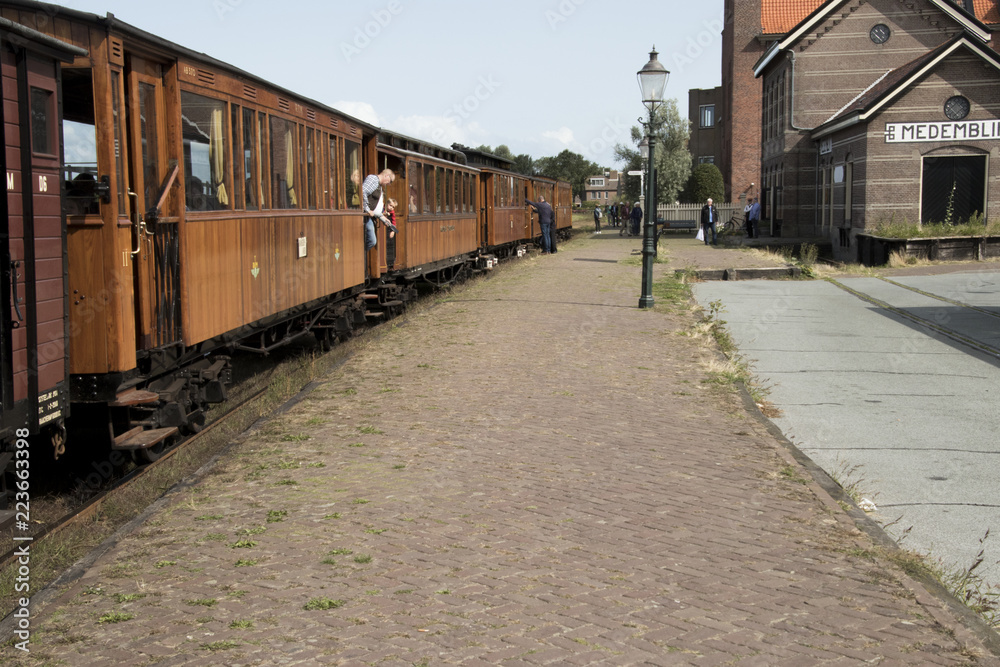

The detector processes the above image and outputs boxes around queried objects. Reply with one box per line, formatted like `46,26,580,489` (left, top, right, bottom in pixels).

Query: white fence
655,202,741,223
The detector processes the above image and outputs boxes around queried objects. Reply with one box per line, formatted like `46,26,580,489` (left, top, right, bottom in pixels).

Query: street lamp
637,46,669,309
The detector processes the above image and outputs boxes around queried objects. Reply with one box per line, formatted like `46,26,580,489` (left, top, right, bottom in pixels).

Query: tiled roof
761,0,824,34
762,0,1000,35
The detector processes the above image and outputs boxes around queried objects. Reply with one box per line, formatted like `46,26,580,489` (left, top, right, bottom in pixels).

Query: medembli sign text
884,120,1000,143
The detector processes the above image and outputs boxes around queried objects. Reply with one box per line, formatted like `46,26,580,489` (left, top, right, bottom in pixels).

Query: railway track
825,274,1000,362
0,384,271,574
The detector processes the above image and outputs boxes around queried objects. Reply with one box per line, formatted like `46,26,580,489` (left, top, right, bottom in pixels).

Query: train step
110,389,160,407
378,300,404,308
364,311,385,319
112,426,179,451
361,293,380,300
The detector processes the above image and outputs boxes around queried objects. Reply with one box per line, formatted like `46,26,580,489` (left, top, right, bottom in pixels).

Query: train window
345,139,360,209
269,115,298,209
230,103,243,210
30,87,54,156
257,112,268,208
469,173,476,213
436,167,444,213
444,170,452,213
243,107,258,210
181,91,231,211
454,171,462,214
110,72,126,216
306,128,316,210
407,161,420,213
328,135,341,209
423,165,432,214
61,68,100,217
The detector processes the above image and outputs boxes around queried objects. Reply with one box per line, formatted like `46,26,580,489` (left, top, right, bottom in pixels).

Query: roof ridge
822,69,893,124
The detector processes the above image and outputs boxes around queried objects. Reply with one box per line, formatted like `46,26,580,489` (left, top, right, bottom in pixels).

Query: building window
699,105,715,128
944,96,970,121
698,156,715,164
870,24,890,44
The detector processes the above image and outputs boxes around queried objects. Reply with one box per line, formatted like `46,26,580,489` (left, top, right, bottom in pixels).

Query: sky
58,0,723,169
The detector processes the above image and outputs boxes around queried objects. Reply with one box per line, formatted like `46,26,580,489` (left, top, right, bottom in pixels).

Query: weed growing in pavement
939,530,1000,626
235,558,258,567
829,459,876,507
697,300,779,415
185,598,218,607
113,593,146,603
304,597,347,610
230,619,254,629
154,560,176,568
266,510,288,522
97,611,134,624
201,640,240,651
353,554,373,564
779,465,809,485
358,425,383,434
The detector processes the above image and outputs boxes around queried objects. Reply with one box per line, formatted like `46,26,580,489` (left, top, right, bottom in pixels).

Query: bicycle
721,210,741,234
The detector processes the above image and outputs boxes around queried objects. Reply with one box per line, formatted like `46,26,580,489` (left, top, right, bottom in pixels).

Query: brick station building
752,0,1000,259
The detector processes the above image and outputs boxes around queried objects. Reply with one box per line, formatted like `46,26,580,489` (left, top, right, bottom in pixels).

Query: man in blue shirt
747,197,761,239
525,196,555,254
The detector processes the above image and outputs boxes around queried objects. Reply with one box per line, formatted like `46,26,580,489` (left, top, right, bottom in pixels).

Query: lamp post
638,136,649,206
637,46,668,309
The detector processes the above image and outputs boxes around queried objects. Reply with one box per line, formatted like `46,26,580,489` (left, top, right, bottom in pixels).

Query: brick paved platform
7,233,999,665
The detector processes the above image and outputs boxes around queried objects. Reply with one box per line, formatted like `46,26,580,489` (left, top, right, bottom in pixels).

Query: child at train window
385,198,398,238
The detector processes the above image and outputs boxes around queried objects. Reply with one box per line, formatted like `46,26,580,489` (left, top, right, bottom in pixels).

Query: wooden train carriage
527,177,556,243
375,133,480,277
457,148,530,254
553,180,573,235
0,18,83,468
2,1,379,453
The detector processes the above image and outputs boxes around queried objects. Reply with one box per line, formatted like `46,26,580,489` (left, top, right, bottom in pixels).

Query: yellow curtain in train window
285,126,297,206
209,108,229,206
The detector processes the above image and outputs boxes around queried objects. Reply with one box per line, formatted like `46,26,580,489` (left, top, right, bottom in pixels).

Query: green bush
683,163,724,204
870,211,1000,238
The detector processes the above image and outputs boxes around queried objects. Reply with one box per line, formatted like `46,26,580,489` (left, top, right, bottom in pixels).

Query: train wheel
316,327,333,352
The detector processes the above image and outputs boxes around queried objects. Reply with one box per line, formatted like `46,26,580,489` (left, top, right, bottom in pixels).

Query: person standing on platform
361,168,395,251
525,196,555,254
593,205,603,233
700,197,718,246
630,201,642,236
747,197,761,239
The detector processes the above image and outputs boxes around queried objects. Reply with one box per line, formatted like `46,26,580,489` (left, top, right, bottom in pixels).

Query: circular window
870,24,890,44
944,96,970,120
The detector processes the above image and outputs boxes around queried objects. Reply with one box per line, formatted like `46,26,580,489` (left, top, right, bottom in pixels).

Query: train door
123,55,181,351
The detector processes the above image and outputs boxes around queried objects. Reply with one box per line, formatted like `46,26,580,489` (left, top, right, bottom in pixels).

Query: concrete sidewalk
8,232,999,665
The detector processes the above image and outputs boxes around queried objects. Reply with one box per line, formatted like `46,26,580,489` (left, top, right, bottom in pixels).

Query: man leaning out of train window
362,169,397,250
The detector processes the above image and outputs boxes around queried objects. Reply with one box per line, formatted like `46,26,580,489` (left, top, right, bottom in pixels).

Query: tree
614,99,691,208
684,163,725,204
535,150,602,200
511,154,535,176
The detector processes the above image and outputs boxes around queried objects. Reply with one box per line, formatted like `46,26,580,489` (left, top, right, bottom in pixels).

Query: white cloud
387,114,488,149
541,127,575,146
332,101,381,126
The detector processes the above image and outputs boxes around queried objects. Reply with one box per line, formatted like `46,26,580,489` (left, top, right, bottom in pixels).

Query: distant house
583,170,621,204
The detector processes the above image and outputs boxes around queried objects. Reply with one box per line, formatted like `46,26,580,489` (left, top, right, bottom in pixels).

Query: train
0,0,573,500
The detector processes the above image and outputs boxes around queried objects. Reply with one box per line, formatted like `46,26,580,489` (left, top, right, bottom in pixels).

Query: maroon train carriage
374,132,489,293
458,147,532,260
1,17,85,506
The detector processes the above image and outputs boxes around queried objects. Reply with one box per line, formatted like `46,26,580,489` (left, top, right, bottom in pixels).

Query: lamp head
637,46,670,112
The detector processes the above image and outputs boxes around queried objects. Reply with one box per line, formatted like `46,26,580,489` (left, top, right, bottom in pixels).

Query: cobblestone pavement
9,233,999,665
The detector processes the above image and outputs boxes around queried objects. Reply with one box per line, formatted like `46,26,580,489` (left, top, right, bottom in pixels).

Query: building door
922,155,986,224
124,55,181,351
